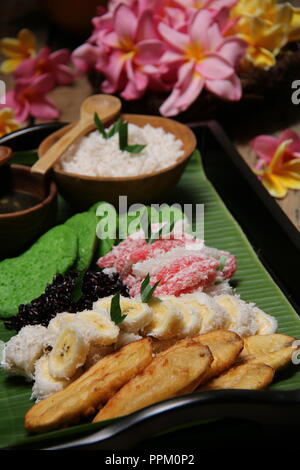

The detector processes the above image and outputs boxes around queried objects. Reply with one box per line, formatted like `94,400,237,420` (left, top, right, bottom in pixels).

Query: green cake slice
0,225,78,318
65,212,98,272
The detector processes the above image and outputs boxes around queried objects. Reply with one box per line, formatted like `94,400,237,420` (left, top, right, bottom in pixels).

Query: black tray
1,121,300,450
191,121,300,314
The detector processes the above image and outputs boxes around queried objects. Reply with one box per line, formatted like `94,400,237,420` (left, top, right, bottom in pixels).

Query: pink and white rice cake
97,234,236,297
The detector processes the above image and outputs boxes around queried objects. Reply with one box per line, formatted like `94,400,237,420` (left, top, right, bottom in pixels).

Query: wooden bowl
38,114,197,209
0,164,57,259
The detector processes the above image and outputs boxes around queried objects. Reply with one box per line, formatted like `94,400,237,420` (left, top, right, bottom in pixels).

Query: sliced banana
91,301,111,318
47,312,77,336
84,344,114,369
144,297,183,339
1,325,52,380
48,324,89,379
215,294,257,337
94,296,152,333
253,307,277,335
114,332,142,349
77,310,119,346
181,293,227,334
160,296,201,337
32,356,70,401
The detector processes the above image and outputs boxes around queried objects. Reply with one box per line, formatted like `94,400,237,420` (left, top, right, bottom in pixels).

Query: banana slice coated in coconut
253,307,277,335
215,294,257,337
180,293,226,334
160,296,201,337
1,325,52,380
77,310,119,346
144,297,182,339
47,313,77,335
94,296,152,333
32,356,70,401
48,324,89,379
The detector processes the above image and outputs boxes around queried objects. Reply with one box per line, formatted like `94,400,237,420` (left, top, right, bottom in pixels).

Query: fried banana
201,362,274,391
238,333,297,370
193,330,244,382
25,338,153,433
93,339,213,422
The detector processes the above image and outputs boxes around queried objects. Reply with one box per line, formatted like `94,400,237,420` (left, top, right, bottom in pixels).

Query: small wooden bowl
0,163,57,259
38,114,197,209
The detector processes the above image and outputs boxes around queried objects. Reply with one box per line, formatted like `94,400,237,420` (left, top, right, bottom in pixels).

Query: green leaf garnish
148,220,175,244
106,118,122,138
71,271,86,303
110,292,127,325
94,113,121,140
118,120,146,154
124,144,147,153
140,274,160,303
217,256,227,271
94,113,108,139
119,120,128,150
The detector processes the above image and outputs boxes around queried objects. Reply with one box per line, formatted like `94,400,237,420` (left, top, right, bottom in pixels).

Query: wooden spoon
31,94,121,176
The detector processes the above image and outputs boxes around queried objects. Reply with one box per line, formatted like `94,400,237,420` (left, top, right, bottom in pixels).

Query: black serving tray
1,121,300,450
190,121,300,314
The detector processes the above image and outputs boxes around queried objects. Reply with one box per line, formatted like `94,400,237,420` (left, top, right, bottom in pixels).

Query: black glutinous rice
4,269,129,332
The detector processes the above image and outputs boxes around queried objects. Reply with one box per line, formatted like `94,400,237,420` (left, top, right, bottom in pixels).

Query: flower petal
99,50,126,87
50,49,70,65
136,10,159,41
269,139,292,171
31,74,55,94
13,58,36,79
205,73,242,100
72,44,100,73
114,4,137,41
160,68,204,117
135,40,165,65
121,80,144,100
18,28,36,51
217,37,247,67
251,135,279,164
0,58,22,73
158,22,189,52
189,10,214,48
279,130,300,154
54,64,74,85
197,54,233,80
275,171,300,190
30,97,59,120
261,174,287,199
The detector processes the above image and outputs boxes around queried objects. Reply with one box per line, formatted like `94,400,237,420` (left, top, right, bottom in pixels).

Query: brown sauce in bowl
0,191,41,214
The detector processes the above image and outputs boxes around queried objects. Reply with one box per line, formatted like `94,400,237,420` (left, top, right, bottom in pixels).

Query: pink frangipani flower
98,4,166,100
158,9,246,116
72,44,101,74
252,130,300,171
14,47,74,87
251,130,300,198
173,0,237,11
6,74,59,122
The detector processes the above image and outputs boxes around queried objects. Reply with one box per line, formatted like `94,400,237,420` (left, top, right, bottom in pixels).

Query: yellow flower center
185,42,204,62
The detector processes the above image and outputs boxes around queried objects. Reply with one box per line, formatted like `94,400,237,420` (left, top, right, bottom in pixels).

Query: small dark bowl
0,163,57,259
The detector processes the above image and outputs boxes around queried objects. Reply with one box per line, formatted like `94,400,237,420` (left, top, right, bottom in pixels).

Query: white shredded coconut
60,123,184,177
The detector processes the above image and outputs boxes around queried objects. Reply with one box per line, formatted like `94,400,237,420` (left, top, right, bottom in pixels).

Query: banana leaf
0,150,299,449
